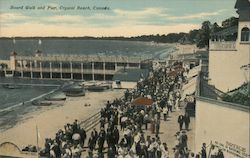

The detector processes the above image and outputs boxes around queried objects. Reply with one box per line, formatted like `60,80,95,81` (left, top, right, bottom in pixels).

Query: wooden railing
15,67,116,75
79,112,101,132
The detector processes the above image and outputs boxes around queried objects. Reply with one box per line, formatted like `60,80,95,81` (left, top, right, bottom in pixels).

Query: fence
79,112,101,132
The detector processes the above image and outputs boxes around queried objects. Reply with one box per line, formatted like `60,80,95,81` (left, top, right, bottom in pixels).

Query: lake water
0,39,175,59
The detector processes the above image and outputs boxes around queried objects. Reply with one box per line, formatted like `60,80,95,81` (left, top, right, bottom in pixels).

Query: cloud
82,8,169,27
168,9,226,20
1,7,223,36
0,13,31,22
113,8,167,18
1,7,223,29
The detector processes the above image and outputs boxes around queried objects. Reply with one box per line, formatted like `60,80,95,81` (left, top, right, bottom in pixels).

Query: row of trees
98,16,238,48
190,17,238,48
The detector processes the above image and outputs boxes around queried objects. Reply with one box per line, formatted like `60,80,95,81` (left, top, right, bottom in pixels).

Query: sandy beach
167,43,202,56
0,89,124,149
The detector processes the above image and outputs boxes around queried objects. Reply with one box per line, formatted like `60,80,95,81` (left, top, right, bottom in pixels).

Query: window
241,27,250,42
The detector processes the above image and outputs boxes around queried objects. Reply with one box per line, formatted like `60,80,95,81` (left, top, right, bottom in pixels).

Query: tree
188,29,199,43
196,21,212,48
222,17,238,28
211,22,222,33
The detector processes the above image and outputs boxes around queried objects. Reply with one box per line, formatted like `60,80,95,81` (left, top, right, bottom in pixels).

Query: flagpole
36,125,39,158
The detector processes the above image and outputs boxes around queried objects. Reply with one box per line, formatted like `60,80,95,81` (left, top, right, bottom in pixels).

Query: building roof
197,72,250,107
221,83,250,107
113,68,149,82
196,73,250,113
234,0,250,9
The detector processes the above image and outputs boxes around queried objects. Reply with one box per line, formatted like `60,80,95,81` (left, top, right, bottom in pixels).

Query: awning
131,97,153,106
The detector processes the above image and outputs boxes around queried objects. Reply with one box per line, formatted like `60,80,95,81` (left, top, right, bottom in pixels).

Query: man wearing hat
98,128,106,155
178,114,184,131
217,149,224,158
201,143,207,158
180,130,188,148
113,126,120,145
183,112,190,130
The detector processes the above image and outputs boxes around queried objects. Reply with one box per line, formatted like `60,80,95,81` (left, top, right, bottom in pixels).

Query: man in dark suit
178,114,184,131
98,128,106,154
201,143,207,158
184,112,190,130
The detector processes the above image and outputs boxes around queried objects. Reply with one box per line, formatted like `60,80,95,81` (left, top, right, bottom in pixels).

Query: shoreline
0,88,57,113
0,89,125,148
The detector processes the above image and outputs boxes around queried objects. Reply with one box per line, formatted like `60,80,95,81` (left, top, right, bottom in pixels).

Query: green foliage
222,17,239,28
221,83,250,106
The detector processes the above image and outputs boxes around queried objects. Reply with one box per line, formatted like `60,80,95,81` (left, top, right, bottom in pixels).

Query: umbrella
131,97,153,106
72,133,81,141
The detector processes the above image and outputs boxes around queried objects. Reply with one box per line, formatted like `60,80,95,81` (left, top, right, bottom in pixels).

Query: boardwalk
30,61,200,158
81,75,197,158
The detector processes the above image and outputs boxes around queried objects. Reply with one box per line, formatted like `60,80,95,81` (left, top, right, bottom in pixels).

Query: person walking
113,126,120,145
156,119,160,137
144,113,149,130
88,135,95,151
167,100,173,113
163,106,168,121
98,128,106,154
216,149,224,158
201,143,207,158
151,118,156,134
180,131,188,148
183,112,190,130
178,114,184,131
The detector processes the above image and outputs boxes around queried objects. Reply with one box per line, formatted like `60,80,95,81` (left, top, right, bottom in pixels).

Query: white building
195,0,250,157
209,0,250,92
195,92,249,158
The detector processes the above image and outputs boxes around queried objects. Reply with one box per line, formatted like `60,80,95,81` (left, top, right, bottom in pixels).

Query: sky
0,0,238,37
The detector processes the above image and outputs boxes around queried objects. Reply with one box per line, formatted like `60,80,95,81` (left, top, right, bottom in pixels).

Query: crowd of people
39,61,198,158
40,120,87,157
87,61,192,158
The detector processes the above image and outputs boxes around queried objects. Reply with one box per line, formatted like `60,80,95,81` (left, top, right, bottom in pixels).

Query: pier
0,52,152,81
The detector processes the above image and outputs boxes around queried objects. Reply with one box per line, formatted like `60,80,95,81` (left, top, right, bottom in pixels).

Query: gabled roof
234,0,250,9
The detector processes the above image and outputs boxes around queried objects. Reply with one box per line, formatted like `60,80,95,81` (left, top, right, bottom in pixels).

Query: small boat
84,81,112,91
32,100,52,106
2,84,21,89
63,87,85,97
82,81,96,88
64,91,85,97
45,93,66,101
87,85,106,91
